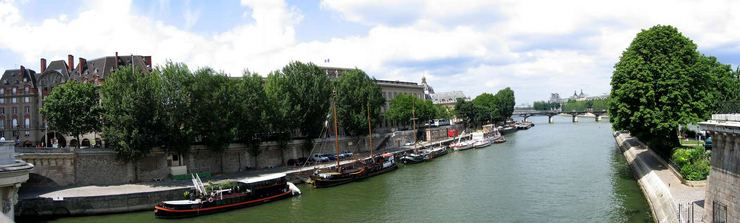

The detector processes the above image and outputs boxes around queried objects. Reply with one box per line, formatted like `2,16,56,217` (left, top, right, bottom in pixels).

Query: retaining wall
614,133,678,223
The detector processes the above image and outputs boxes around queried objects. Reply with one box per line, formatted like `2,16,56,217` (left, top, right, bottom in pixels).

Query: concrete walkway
617,133,705,223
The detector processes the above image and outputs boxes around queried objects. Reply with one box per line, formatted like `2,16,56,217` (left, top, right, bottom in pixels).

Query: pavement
620,134,706,223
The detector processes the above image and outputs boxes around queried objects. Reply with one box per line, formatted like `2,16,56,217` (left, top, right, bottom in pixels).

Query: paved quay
22,144,429,200
615,132,705,223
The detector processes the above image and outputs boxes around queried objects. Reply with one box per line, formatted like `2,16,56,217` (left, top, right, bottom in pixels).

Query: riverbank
614,132,705,223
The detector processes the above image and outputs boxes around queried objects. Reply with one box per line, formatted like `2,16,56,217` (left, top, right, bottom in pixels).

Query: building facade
319,66,425,131
0,53,152,148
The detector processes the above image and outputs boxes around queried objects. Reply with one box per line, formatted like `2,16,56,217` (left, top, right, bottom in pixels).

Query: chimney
40,58,47,73
115,52,119,68
78,57,86,74
144,56,152,68
67,54,74,72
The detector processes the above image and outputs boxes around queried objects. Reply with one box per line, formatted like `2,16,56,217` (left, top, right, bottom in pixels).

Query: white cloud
1,0,740,104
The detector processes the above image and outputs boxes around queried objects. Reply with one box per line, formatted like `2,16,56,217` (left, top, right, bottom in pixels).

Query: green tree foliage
41,81,101,149
473,93,499,124
334,69,385,136
102,66,161,160
562,98,609,112
434,105,453,119
454,98,476,127
494,87,515,120
533,101,560,110
609,25,728,155
385,94,435,126
191,68,236,153
156,62,194,154
671,147,710,181
234,72,268,163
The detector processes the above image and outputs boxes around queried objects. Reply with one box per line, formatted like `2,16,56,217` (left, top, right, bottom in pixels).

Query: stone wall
614,133,678,223
703,133,739,223
18,135,390,187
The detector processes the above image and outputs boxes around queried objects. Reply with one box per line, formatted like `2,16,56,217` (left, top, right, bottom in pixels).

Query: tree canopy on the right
609,25,739,156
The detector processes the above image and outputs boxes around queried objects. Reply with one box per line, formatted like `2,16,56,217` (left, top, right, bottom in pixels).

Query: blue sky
1,0,739,105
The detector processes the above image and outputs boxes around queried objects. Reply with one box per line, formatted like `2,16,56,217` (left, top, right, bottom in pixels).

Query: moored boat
400,152,425,164
154,173,300,218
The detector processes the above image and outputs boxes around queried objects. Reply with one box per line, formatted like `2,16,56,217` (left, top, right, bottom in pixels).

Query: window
0,98,3,104
24,86,29,93
11,107,16,114
713,201,727,223
0,108,3,114
24,118,29,128
24,131,29,136
12,119,17,128
0,120,4,129
12,87,16,95
24,106,29,114
11,97,16,104
24,97,29,103
0,88,4,94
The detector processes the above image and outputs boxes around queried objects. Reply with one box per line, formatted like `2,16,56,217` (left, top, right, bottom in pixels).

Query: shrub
671,146,710,181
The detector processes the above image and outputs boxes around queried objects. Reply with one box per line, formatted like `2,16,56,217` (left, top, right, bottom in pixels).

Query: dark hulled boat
310,98,398,188
154,173,300,218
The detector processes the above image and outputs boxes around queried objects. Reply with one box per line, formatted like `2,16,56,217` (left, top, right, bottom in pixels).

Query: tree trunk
76,134,81,150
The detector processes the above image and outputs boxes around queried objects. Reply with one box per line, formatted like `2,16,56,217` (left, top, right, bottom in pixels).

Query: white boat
450,130,474,151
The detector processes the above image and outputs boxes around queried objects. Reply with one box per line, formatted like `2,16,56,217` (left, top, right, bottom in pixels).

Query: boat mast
332,90,341,170
367,102,374,159
412,99,417,153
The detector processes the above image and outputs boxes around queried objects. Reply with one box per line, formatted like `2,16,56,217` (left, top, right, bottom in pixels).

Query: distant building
431,91,468,108
548,93,562,103
319,66,425,131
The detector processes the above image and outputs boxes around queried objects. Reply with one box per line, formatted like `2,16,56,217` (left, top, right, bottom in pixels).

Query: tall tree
454,98,476,128
472,93,499,125
234,72,268,166
156,62,194,154
609,25,719,155
41,81,101,149
334,69,385,136
191,68,236,152
494,87,515,121
102,66,161,162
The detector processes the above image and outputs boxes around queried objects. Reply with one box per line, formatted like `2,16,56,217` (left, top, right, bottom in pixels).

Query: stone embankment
614,132,705,223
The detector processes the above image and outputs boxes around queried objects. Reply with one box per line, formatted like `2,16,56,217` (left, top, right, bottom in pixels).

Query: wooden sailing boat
400,99,426,164
309,93,397,188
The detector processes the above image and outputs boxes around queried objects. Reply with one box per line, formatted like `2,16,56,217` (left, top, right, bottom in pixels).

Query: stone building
1,53,152,148
319,66,425,131
699,114,740,223
0,66,39,147
430,91,467,108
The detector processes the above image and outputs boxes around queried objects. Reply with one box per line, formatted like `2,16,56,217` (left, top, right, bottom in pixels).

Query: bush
671,147,710,181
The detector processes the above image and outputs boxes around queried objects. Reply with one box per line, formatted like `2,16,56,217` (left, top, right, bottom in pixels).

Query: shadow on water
609,146,654,223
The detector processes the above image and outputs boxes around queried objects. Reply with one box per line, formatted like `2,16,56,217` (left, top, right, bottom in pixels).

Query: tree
334,69,385,136
385,94,434,127
609,25,720,156
41,81,101,149
234,72,268,166
434,105,453,119
455,98,476,128
473,93,499,125
494,87,515,121
191,69,236,149
156,62,194,154
102,66,161,162
190,68,237,172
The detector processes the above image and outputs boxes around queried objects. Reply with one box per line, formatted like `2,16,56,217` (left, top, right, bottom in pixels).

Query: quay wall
18,135,394,187
614,132,678,223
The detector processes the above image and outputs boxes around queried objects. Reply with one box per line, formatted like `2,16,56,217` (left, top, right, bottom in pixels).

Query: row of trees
532,101,560,111
41,61,386,166
454,87,515,128
609,25,740,156
383,94,455,127
562,98,608,112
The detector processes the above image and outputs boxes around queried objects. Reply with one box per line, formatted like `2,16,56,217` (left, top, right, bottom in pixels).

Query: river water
37,116,652,223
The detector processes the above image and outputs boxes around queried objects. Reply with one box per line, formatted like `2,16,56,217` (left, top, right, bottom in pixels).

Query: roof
431,91,466,104
1,68,37,88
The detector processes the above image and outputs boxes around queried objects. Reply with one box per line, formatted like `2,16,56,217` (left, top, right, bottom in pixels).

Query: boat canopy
238,173,287,184
164,199,201,205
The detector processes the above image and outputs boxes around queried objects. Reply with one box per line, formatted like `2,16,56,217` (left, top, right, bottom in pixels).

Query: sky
1,0,739,105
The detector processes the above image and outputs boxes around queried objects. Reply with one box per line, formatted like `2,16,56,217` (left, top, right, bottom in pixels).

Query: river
33,116,652,223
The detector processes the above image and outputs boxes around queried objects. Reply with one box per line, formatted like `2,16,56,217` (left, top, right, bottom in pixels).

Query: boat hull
154,190,295,219
311,164,397,188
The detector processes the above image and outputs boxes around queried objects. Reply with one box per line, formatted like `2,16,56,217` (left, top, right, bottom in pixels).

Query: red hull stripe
154,191,292,213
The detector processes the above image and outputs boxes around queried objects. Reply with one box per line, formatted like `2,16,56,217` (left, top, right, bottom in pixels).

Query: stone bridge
513,108,608,123
15,148,76,187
